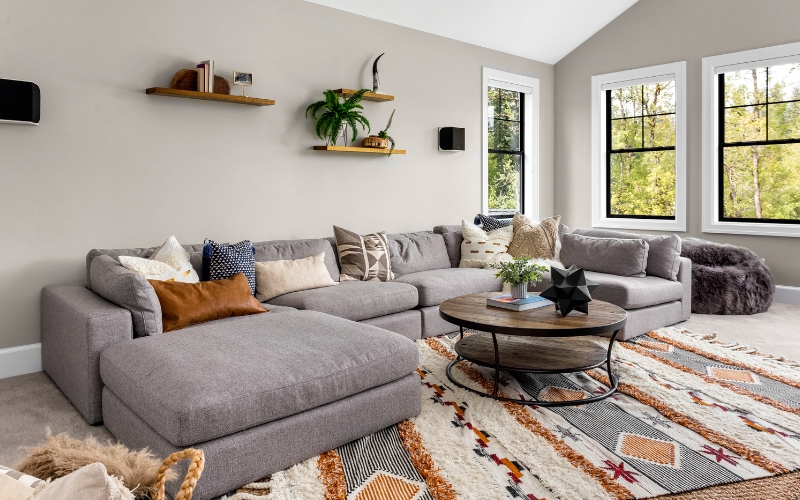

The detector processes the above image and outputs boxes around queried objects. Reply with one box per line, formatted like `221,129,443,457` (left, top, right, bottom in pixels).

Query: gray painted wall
555,0,800,287
0,0,553,349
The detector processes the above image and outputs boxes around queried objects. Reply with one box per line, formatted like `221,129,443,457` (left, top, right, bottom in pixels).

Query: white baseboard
0,343,42,379
775,285,800,305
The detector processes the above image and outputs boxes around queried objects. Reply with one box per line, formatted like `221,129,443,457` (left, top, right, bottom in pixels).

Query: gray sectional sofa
40,223,691,499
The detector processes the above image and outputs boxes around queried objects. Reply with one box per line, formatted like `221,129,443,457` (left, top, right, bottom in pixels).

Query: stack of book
487,294,552,312
196,60,214,92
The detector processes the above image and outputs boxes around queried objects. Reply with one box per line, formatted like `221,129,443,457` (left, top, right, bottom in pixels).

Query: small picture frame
232,71,253,96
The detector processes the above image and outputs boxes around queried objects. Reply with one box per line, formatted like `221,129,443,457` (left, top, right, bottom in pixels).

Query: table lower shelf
454,334,608,373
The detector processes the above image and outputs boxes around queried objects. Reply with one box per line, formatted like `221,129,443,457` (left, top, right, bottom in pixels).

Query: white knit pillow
119,235,199,283
255,253,337,302
459,220,514,268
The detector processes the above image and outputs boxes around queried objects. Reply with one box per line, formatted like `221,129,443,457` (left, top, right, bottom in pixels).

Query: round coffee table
438,292,627,406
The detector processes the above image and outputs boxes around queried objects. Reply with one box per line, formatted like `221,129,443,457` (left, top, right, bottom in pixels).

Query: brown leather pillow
149,272,268,332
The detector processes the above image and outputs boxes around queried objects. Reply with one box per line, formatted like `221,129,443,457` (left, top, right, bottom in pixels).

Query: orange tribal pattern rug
220,327,800,500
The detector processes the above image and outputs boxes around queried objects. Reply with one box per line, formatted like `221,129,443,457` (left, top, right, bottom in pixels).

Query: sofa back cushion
387,231,451,275
573,229,681,281
89,255,162,337
560,233,649,277
86,238,340,288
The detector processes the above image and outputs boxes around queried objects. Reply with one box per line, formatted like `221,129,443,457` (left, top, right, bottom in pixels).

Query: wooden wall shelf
313,146,406,155
333,89,394,102
145,88,275,106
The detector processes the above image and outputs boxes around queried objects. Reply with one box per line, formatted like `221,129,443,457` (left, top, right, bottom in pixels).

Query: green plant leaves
490,257,548,286
306,89,372,145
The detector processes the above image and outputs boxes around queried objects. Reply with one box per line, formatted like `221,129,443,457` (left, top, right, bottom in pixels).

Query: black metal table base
445,328,621,407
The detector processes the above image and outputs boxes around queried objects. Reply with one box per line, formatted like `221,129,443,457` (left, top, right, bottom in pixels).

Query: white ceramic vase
511,282,529,300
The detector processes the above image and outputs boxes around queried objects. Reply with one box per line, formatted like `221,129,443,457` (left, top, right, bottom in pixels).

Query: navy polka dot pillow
202,239,257,295
474,213,512,232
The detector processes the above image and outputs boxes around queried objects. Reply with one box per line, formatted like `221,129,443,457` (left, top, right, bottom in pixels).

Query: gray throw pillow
89,255,162,337
573,229,681,281
560,233,649,277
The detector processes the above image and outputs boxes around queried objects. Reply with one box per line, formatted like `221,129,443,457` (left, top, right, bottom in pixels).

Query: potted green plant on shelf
305,89,370,146
490,257,548,299
363,109,397,155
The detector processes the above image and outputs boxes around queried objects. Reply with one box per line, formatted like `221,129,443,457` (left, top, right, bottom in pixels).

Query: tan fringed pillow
254,253,337,302
507,213,561,260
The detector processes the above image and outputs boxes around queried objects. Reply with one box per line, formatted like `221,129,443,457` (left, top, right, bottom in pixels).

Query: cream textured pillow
119,235,199,283
507,213,561,260
255,252,337,302
31,462,134,500
459,220,514,268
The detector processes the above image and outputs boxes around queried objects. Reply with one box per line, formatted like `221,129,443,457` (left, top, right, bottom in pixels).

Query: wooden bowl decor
171,69,231,95
363,135,388,148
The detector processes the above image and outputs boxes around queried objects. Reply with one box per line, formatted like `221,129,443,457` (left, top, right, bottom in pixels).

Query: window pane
609,150,676,217
724,105,766,143
489,119,520,151
643,80,675,115
488,153,521,213
722,143,800,221
767,62,800,102
767,101,800,140
644,114,675,147
610,86,641,118
611,117,642,150
488,87,520,121
725,68,767,106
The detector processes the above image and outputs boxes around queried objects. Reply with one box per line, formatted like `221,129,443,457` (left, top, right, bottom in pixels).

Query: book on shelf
196,60,214,92
487,294,552,312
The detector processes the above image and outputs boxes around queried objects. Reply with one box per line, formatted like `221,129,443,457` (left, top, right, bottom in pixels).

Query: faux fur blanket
680,238,775,315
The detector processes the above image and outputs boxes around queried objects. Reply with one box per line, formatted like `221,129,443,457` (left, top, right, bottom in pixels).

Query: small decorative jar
363,135,388,148
511,282,529,300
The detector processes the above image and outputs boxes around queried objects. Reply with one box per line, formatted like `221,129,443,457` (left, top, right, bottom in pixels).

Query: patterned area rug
221,327,800,499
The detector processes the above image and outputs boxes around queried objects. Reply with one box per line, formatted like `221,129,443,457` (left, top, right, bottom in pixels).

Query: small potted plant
490,257,548,299
364,109,396,155
306,89,371,145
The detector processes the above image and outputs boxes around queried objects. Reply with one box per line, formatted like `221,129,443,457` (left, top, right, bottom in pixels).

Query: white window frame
591,62,687,232
482,68,539,220
702,42,800,237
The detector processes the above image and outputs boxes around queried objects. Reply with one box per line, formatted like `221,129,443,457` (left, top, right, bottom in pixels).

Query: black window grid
718,70,800,223
605,86,676,220
488,88,524,218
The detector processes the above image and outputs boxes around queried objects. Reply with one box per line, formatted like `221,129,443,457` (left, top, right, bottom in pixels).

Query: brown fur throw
14,432,174,498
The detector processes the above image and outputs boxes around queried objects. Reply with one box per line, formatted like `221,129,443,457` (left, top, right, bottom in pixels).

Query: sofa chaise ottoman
100,310,419,500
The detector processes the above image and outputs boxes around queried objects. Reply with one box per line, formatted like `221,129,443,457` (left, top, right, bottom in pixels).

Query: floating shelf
145,88,275,106
313,146,406,155
333,88,394,102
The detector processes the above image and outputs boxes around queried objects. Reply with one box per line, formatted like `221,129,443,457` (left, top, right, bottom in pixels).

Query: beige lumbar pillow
119,235,199,283
507,213,561,260
459,220,514,268
31,462,135,500
255,252,337,302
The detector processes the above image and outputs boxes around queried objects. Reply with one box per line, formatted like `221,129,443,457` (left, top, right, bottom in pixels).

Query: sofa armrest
676,257,692,321
41,284,133,424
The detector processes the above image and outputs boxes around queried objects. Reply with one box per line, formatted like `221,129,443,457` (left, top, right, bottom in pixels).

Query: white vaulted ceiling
304,0,639,64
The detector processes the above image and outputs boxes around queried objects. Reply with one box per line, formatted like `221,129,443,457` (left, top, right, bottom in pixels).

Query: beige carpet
0,305,798,493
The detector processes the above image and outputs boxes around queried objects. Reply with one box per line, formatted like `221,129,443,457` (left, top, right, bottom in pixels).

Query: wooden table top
439,292,627,337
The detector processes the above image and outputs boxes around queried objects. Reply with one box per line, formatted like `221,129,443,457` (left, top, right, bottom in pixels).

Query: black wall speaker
439,127,465,151
0,79,40,125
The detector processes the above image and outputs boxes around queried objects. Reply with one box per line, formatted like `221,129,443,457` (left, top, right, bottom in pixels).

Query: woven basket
152,449,205,500
363,136,388,148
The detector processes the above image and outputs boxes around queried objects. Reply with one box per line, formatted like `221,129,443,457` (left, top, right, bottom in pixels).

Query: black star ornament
540,265,599,317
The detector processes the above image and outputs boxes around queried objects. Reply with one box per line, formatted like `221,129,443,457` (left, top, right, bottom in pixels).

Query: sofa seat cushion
532,271,682,310
266,281,418,321
394,268,503,307
99,310,418,446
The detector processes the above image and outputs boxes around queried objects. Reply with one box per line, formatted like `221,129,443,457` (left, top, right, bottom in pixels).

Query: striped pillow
0,464,44,499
